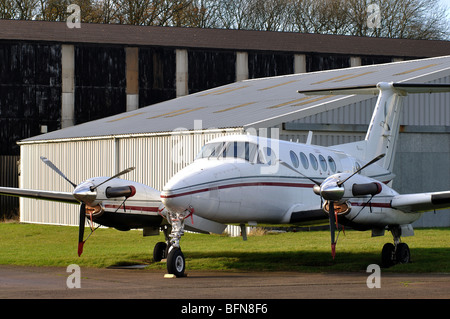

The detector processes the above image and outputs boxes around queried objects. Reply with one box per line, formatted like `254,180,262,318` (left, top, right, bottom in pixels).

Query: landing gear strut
381,226,411,267
164,208,192,277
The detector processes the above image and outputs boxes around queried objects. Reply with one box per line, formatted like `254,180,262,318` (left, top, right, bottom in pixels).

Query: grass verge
0,222,449,273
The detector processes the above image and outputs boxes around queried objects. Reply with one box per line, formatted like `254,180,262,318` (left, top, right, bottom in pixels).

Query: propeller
78,203,86,257
317,154,385,259
40,157,135,256
40,157,77,188
281,154,385,260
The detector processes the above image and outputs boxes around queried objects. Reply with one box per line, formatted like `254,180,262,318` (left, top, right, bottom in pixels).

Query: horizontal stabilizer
391,190,450,213
392,83,450,94
298,82,450,96
0,186,78,204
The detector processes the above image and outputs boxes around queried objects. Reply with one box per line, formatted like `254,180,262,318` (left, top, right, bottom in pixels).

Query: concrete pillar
61,44,75,128
236,51,248,81
126,47,139,111
350,56,362,67
176,49,188,97
294,54,306,73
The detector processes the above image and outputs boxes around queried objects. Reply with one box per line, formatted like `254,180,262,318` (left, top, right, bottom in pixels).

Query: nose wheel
167,247,185,277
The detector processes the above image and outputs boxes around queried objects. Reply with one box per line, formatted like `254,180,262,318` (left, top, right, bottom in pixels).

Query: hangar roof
22,55,450,143
1,19,450,57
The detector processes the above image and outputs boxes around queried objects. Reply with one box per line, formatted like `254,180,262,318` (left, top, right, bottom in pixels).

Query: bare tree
2,0,448,40
0,0,17,19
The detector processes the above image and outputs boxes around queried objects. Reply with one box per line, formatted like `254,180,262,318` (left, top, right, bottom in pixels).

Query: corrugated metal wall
19,129,243,225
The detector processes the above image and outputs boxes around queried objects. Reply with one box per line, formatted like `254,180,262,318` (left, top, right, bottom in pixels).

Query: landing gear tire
381,243,395,268
167,247,185,277
153,242,167,262
396,243,410,264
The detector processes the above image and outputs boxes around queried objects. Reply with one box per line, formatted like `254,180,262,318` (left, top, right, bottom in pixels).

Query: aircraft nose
160,190,192,213
160,178,193,213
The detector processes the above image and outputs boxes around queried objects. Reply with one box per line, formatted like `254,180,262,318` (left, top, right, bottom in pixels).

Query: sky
440,0,450,12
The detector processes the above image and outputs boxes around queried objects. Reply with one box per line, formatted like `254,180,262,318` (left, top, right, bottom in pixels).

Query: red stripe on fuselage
160,182,314,199
104,204,160,212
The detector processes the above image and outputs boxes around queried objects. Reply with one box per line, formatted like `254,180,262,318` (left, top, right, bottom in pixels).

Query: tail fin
298,82,450,171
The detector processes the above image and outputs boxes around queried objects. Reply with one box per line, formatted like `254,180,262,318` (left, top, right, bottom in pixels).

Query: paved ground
0,265,448,300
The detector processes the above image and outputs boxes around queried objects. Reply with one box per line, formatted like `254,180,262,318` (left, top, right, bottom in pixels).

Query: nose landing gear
381,226,411,267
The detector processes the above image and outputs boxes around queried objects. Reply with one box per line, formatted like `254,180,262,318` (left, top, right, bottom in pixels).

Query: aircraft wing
390,191,450,213
0,186,78,204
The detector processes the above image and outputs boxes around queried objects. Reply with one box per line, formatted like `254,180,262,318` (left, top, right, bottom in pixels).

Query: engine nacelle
105,185,136,198
352,182,382,197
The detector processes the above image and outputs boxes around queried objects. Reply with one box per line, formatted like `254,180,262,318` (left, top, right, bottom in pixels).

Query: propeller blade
279,160,321,186
40,156,77,188
337,154,385,187
78,203,86,257
90,167,136,191
328,200,336,260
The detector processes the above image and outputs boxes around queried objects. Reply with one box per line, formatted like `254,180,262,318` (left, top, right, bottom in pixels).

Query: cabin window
309,153,318,170
319,155,327,171
299,152,309,169
328,156,336,173
290,151,299,168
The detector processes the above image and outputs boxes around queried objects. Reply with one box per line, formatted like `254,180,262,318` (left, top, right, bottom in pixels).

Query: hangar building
4,20,450,220
19,55,450,228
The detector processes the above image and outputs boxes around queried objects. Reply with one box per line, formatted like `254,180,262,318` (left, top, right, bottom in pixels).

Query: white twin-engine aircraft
1,82,450,277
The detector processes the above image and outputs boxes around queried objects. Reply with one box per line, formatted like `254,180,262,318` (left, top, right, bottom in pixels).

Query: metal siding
20,140,115,225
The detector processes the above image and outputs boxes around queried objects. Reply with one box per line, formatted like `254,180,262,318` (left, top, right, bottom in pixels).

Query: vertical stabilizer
363,82,404,171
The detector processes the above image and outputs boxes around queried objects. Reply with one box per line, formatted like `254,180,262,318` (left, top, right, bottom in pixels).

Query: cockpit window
195,142,226,159
197,141,258,162
223,141,257,161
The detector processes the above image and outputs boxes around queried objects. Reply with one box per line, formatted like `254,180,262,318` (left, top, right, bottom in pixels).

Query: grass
0,222,449,273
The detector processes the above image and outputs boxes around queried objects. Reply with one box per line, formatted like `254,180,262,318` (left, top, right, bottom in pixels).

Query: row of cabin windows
290,150,336,173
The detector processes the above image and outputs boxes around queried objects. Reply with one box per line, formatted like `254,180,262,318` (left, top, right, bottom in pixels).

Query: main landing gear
381,226,411,268
152,209,191,277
